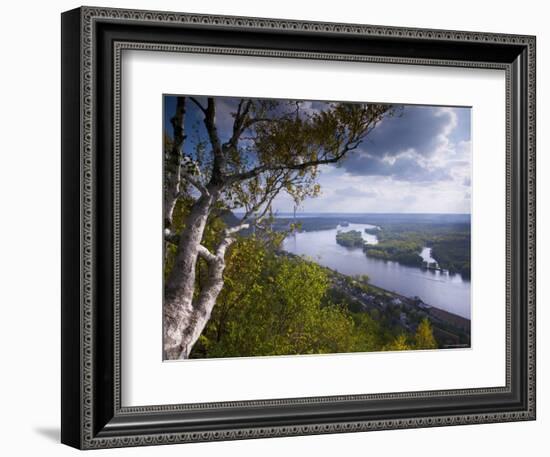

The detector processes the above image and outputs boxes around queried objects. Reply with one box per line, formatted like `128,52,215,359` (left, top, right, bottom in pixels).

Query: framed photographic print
61,6,536,449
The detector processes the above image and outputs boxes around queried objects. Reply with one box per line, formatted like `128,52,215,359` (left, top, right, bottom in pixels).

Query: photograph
57,4,536,450
162,95,472,360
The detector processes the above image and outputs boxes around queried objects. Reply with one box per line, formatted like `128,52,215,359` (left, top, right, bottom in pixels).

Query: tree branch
180,172,210,196
226,148,350,184
222,103,389,185
228,100,252,147
215,223,250,258
253,184,283,226
201,98,226,184
197,244,217,264
164,96,186,230
239,172,287,226
189,97,207,114
224,223,250,236
221,101,295,180
164,229,180,245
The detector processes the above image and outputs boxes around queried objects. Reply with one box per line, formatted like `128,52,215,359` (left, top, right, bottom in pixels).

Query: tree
191,242,357,358
382,333,412,351
414,318,438,349
163,96,392,359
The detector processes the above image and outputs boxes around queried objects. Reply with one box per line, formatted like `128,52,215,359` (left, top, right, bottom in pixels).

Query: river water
281,223,471,319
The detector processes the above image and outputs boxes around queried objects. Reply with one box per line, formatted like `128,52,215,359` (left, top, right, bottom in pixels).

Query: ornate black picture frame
61,6,536,449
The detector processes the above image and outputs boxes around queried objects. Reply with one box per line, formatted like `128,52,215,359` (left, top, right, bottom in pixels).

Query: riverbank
281,222,471,319
328,268,470,349
272,213,471,279
279,250,470,349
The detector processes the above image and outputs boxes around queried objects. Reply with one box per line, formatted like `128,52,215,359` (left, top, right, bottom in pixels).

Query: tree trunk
163,193,215,359
164,97,186,230
170,253,227,359
164,96,187,265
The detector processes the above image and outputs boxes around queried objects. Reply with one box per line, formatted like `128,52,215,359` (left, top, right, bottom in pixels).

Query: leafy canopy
167,97,392,220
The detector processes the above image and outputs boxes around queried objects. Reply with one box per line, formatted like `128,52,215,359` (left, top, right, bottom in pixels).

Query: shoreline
270,213,471,281
279,250,471,348
366,282,470,324
280,248,470,322
281,249,469,320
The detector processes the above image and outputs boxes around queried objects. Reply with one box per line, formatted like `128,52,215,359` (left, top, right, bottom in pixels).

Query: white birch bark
163,194,214,359
162,99,390,359
163,196,248,359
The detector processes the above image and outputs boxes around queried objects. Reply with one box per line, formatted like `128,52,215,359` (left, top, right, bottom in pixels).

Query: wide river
282,223,471,319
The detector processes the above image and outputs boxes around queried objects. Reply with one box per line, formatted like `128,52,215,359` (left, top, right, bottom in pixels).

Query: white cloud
271,106,471,214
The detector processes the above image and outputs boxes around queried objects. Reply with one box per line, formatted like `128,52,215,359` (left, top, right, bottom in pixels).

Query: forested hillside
165,201,454,358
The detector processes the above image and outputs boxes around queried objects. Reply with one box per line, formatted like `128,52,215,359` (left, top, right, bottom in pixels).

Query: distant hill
272,212,471,225
218,209,241,227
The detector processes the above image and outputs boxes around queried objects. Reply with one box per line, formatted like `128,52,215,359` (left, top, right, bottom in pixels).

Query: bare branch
180,172,210,196
200,98,226,184
224,223,250,236
214,223,250,259
189,97,207,114
248,175,286,224
220,100,253,173
254,184,283,226
199,223,250,268
197,244,217,264
164,96,186,230
229,100,252,145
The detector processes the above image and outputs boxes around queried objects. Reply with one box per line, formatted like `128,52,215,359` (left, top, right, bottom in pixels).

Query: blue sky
164,96,471,214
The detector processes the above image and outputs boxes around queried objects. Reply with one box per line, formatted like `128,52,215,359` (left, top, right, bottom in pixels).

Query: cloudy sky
276,104,471,214
165,97,471,214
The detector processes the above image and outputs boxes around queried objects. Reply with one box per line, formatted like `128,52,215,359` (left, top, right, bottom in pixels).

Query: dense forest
336,230,364,248
430,235,471,278
363,236,425,267
363,222,471,277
